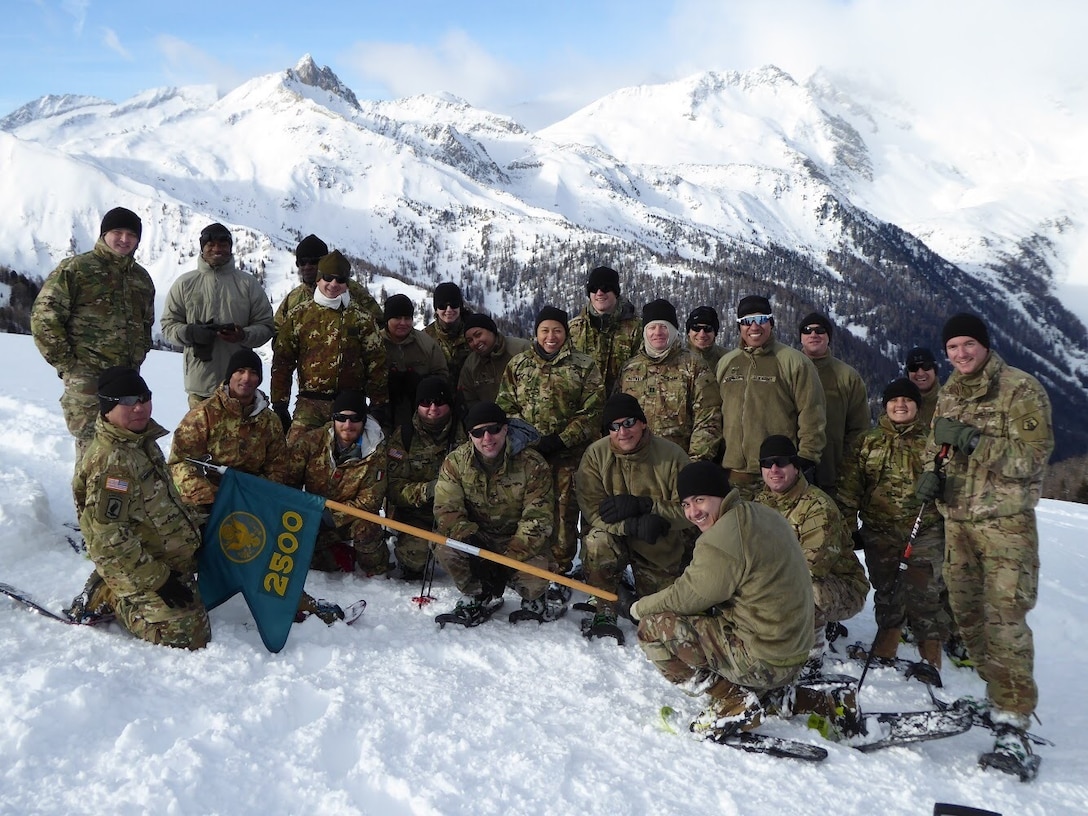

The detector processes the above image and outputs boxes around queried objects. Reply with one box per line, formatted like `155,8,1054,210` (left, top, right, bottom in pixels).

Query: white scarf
314,289,351,310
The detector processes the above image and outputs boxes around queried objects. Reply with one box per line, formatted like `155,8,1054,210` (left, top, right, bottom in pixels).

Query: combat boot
918,639,943,670
690,681,764,738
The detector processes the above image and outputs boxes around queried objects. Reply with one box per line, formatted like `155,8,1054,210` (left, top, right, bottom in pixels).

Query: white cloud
60,0,89,36
154,35,246,93
101,27,131,61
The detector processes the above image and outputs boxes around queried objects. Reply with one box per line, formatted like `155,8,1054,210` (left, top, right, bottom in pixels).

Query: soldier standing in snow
905,346,942,427
456,312,530,432
273,234,381,333
423,282,472,391
685,305,726,369
31,207,154,479
568,265,642,393
382,293,449,433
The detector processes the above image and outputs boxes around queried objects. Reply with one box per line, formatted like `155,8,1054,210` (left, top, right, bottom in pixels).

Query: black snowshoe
978,724,1042,782
580,610,625,644
435,595,505,628
508,592,567,624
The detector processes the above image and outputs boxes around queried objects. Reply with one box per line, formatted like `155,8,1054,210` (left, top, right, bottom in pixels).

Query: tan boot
918,639,943,670
690,681,763,737
871,627,902,661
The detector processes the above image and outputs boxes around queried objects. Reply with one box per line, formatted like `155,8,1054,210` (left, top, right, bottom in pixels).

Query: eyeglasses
435,302,460,310
737,314,773,326
800,325,827,335
297,257,321,267
607,417,640,432
100,391,152,407
418,399,449,408
588,285,616,295
332,412,364,423
759,455,794,469
907,362,935,373
469,423,505,438
689,324,716,334
321,274,349,284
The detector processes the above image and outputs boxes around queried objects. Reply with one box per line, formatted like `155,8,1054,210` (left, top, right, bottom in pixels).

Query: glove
628,599,643,622
536,433,566,456
320,508,337,530
797,457,818,484
598,494,653,523
187,322,218,346
156,571,194,609
216,324,245,343
465,533,487,551
425,480,437,502
914,471,945,502
272,402,292,434
623,513,671,544
934,417,980,454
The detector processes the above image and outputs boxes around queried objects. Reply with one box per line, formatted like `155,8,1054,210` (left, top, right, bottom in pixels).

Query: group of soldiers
29,207,1054,777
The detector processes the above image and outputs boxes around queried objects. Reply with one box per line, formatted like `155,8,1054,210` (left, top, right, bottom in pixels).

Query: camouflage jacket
692,343,727,370
274,280,382,331
286,418,388,541
270,296,387,405
568,297,643,392
717,335,827,474
926,352,1053,521
633,490,814,668
496,343,605,459
160,257,275,398
385,328,450,428
387,413,456,510
457,333,532,418
615,343,722,461
809,353,870,491
837,414,942,538
167,386,290,506
31,239,154,383
755,476,868,595
918,382,941,428
74,417,202,600
434,424,554,558
424,312,472,386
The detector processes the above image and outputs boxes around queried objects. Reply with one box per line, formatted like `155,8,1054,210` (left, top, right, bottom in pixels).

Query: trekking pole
856,443,950,695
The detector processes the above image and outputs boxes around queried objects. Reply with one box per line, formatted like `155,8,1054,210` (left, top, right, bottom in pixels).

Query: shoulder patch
105,476,130,493
1022,416,1039,432
388,448,406,460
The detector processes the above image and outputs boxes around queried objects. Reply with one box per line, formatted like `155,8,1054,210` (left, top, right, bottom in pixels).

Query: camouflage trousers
811,572,868,649
581,527,686,612
722,469,761,501
551,461,580,574
391,508,435,573
286,396,336,445
112,572,211,650
944,512,1039,716
862,525,949,642
311,527,391,575
59,374,100,476
435,533,549,600
637,610,804,695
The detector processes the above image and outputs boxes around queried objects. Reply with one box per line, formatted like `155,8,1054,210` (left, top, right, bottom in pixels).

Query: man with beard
568,265,642,393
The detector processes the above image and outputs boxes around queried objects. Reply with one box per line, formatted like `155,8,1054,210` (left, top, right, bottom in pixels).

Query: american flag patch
105,477,130,493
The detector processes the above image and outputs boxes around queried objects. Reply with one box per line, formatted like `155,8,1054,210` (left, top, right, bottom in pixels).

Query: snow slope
1,331,1085,816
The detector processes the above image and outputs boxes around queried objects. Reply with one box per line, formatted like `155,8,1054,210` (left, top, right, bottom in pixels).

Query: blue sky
4,0,1086,129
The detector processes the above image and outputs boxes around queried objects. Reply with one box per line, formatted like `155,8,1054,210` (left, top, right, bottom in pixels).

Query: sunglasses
689,324,716,334
332,412,364,423
800,325,827,335
469,423,505,438
435,302,460,310
737,314,773,327
588,285,616,295
321,274,349,284
297,257,321,267
607,417,640,432
907,362,935,373
418,398,449,408
759,455,794,470
101,391,152,407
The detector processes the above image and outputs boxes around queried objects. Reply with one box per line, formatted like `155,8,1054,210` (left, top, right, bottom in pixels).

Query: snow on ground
1,331,1086,816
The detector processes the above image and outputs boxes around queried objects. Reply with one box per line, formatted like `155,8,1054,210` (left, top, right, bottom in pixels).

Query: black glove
934,417,980,454
797,457,818,484
156,571,194,609
598,494,654,523
320,508,337,530
465,533,487,551
425,480,437,502
272,402,292,434
623,513,671,544
187,322,218,346
216,324,245,344
914,471,945,502
536,433,566,456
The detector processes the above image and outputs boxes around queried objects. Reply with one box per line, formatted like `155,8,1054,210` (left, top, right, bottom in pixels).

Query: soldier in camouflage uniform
433,402,557,624
685,306,726,369
456,312,530,432
382,293,449,432
576,393,695,639
905,346,942,427
387,376,458,579
838,378,949,666
286,390,390,574
167,349,290,526
568,265,642,393
31,207,154,477
160,223,275,408
69,367,210,649
629,461,813,736
270,251,388,441
615,298,722,462
273,234,382,332
497,305,606,574
916,314,1053,765
423,282,473,391
755,435,868,672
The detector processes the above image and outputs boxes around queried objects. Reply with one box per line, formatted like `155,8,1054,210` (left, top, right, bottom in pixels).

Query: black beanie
759,434,799,464
642,298,678,328
535,305,569,334
318,250,351,279
199,222,232,249
601,392,647,433
686,306,720,333
586,265,620,296
416,375,452,406
942,313,990,349
799,312,834,342
882,377,922,406
295,234,328,262
464,401,507,430
433,282,464,309
332,390,368,420
97,366,149,415
463,312,498,335
677,461,731,501
384,294,415,321
100,207,142,240
905,347,936,369
223,348,263,385
736,295,772,318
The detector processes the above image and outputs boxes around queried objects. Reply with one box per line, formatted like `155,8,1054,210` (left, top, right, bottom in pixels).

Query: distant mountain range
2,55,1086,458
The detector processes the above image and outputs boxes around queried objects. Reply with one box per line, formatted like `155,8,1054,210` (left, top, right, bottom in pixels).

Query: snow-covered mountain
2,55,1086,457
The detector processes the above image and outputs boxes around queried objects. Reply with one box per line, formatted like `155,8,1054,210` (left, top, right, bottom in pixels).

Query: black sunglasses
800,326,827,335
759,455,794,469
435,302,460,310
469,423,505,438
332,412,364,423
100,391,152,407
588,285,616,295
322,274,349,284
607,417,639,432
689,324,716,334
907,362,935,373
418,398,449,408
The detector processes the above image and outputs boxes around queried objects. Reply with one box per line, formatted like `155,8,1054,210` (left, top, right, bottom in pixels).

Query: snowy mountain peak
289,54,360,109
0,93,112,131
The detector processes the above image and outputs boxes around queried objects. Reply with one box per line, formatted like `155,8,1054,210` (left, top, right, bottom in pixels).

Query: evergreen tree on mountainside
0,267,42,335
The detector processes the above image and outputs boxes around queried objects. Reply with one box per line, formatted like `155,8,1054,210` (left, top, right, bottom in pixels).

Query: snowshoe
708,730,828,762
580,610,625,644
63,572,114,625
2,581,114,627
435,595,504,628
690,689,764,739
295,594,345,625
846,641,943,687
978,724,1042,781
792,675,864,740
945,634,974,668
547,582,572,605
849,707,973,752
508,593,567,624
825,621,848,651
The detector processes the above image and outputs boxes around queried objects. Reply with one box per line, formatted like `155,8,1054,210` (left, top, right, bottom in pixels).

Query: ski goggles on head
469,423,505,439
99,391,152,407
737,314,773,326
607,417,640,432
